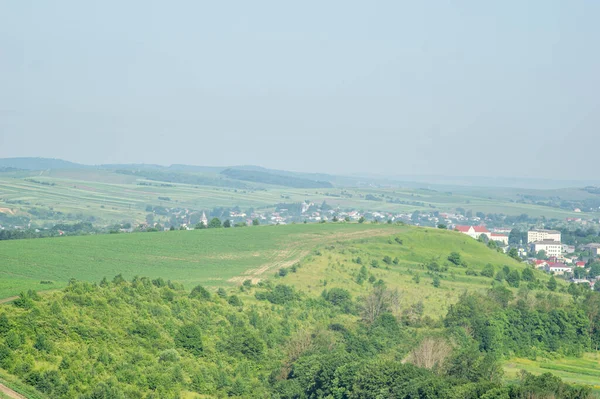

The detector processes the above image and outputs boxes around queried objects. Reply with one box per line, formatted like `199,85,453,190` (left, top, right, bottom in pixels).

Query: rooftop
532,240,563,245
529,229,561,234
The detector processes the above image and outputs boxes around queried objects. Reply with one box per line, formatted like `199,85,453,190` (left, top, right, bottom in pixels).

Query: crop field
0,170,587,227
278,227,553,318
0,223,406,299
503,354,600,396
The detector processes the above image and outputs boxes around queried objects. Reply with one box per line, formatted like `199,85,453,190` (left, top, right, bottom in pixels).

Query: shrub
175,324,203,355
448,252,462,266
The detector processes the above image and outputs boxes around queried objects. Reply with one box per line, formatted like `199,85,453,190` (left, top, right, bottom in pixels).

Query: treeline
221,169,333,189
115,169,249,189
0,276,597,398
0,222,97,241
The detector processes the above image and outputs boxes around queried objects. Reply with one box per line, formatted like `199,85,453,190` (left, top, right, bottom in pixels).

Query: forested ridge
1,273,599,398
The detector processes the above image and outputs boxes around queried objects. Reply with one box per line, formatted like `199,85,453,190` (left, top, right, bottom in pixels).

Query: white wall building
531,240,563,258
527,229,561,244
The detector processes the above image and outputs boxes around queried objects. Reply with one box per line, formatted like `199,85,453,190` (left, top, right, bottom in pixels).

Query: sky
1,1,599,179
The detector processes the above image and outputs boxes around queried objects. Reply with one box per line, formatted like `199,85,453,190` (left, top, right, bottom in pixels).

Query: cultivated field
504,354,600,396
0,223,405,299
0,169,588,227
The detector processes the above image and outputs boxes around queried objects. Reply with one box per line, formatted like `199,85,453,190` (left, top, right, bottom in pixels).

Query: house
527,229,561,244
531,240,563,258
545,262,572,275
582,243,600,257
490,233,509,245
575,261,586,268
492,227,513,234
562,244,575,254
533,259,548,269
455,225,490,240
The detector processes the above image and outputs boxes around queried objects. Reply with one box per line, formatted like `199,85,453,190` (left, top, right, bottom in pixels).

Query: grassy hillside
0,223,405,299
504,354,600,395
279,227,553,317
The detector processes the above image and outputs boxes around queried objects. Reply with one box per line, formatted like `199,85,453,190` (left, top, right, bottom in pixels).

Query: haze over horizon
1,1,599,179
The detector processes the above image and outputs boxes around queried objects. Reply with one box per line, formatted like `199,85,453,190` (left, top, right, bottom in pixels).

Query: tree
521,267,535,282
175,324,203,355
437,223,447,229
595,280,600,292
481,264,495,278
448,252,462,266
508,248,520,261
208,218,222,228
506,270,521,288
488,285,514,308
361,286,400,324
547,276,557,292
432,275,441,288
358,216,365,224
589,263,600,279
190,285,211,300
252,218,260,226
223,219,231,228
536,250,547,260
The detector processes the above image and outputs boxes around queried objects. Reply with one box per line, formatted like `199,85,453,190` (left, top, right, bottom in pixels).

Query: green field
504,354,600,396
0,223,405,299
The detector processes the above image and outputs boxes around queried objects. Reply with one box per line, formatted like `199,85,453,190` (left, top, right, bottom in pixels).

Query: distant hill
221,168,334,188
0,157,88,170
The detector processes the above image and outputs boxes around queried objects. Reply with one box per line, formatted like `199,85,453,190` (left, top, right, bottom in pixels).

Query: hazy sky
1,1,599,179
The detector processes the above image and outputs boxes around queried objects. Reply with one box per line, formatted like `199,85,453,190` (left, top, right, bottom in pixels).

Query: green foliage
432,275,441,288
547,276,558,291
505,270,521,288
255,284,297,304
448,252,462,266
208,217,222,228
481,264,495,278
521,267,534,282
189,285,211,300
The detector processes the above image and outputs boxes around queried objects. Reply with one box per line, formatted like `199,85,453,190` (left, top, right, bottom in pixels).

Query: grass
0,223,405,299
503,354,600,397
0,368,47,399
278,227,553,318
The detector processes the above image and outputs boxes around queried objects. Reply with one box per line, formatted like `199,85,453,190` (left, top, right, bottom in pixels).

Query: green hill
0,224,598,398
0,223,405,299
279,227,551,317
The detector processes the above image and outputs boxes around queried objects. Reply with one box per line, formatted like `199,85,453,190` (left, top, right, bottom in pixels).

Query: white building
545,263,572,275
531,240,563,258
527,229,561,244
490,233,509,245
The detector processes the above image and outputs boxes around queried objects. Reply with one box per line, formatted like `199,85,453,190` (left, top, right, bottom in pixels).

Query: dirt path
228,226,404,284
0,297,17,305
0,383,27,399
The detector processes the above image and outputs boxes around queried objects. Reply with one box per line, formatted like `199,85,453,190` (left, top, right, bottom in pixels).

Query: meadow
0,223,406,299
279,226,554,318
504,354,600,397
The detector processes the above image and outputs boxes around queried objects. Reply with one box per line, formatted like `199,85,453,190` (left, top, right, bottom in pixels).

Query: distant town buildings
454,225,508,245
527,229,561,244
531,240,563,258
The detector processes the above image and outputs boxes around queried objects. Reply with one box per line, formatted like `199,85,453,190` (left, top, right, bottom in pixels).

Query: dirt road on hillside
0,383,27,399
